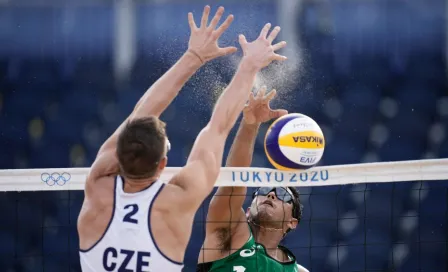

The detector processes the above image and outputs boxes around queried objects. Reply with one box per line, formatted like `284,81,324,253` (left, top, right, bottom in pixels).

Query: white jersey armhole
79,176,117,253
146,183,184,265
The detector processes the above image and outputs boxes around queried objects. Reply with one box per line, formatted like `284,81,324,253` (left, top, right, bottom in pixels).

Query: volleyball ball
264,113,325,170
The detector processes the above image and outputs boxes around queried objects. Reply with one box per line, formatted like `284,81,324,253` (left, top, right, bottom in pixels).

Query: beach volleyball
264,113,325,170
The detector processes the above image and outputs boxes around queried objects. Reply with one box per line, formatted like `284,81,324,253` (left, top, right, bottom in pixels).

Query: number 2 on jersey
233,266,246,272
123,204,139,224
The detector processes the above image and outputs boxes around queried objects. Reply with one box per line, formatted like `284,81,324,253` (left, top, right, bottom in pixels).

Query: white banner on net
0,158,447,192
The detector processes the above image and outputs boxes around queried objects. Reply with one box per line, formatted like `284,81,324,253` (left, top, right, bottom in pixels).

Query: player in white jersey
77,5,288,272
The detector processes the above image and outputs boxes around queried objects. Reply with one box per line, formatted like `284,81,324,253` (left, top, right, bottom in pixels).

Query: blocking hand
187,6,238,63
239,23,287,71
243,86,288,125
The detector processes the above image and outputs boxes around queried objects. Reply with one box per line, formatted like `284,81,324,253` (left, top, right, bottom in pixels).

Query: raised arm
207,87,288,232
171,24,288,212
88,6,237,180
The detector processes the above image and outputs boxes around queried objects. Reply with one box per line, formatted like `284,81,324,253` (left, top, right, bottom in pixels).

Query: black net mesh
0,190,83,271
2,180,446,272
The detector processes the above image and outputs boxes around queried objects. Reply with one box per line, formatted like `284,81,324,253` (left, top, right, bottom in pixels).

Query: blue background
0,0,447,271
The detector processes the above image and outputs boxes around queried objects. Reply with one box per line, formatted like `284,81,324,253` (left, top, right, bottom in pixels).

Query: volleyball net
0,158,447,271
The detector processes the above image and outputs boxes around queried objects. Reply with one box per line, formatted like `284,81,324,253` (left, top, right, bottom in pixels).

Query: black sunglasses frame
254,187,294,203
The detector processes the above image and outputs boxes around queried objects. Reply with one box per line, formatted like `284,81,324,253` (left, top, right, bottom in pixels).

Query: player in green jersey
196,86,308,272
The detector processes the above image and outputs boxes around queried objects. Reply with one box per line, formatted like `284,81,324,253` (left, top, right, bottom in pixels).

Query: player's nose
267,191,277,200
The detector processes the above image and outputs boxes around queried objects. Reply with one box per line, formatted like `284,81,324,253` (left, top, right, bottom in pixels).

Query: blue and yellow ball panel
264,113,325,170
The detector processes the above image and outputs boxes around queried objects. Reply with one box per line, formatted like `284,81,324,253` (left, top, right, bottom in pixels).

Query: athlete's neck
122,177,158,193
248,221,284,259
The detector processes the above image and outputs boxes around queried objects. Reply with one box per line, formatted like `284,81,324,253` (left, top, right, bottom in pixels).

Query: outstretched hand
243,86,288,125
239,23,287,71
187,6,237,63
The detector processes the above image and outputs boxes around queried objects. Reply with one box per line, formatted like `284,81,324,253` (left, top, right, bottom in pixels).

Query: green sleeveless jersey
197,232,299,272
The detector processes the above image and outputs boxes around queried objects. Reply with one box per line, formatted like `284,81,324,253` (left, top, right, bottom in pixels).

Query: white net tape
1,158,447,191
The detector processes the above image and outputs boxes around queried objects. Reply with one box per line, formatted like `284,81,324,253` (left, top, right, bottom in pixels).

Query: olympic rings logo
41,172,71,186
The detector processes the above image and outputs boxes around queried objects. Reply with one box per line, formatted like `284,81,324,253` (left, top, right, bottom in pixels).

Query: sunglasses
254,187,294,204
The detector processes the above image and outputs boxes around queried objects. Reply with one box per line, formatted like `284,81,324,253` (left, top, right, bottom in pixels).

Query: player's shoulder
151,182,191,212
84,174,116,202
155,182,183,199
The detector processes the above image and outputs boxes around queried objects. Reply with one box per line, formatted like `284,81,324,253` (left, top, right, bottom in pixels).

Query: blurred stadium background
0,0,447,271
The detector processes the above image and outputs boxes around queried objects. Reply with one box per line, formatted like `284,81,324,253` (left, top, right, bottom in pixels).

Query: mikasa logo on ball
292,136,324,146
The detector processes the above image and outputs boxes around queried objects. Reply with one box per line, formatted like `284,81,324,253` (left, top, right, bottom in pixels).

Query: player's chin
257,203,274,212
257,214,282,229
256,206,275,219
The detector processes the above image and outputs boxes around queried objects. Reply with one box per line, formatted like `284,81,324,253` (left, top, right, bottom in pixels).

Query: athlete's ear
245,207,251,217
158,156,167,171
287,217,298,231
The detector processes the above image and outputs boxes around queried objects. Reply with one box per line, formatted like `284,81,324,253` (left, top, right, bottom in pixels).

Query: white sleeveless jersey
79,176,184,272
